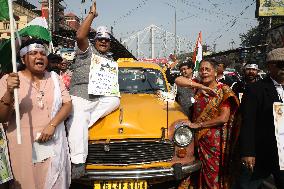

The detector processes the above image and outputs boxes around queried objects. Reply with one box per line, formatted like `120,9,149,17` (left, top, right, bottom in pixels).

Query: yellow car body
83,59,201,187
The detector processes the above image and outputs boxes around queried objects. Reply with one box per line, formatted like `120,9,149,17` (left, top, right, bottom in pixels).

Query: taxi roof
118,58,163,71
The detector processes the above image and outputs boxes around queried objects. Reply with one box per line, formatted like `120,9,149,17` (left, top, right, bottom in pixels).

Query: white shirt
271,77,284,102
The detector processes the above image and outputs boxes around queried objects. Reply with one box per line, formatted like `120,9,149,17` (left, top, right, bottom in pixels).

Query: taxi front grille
87,140,174,165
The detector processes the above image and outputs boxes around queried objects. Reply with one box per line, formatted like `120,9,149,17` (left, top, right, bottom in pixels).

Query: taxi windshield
118,68,167,94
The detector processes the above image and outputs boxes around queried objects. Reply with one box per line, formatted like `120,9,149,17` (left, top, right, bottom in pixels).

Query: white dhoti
66,95,120,164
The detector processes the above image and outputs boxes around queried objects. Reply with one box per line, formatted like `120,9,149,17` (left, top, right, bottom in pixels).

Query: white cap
95,26,111,40
244,63,258,70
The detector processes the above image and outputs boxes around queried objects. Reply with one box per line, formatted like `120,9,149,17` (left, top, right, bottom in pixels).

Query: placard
258,0,284,17
273,102,284,170
88,54,119,96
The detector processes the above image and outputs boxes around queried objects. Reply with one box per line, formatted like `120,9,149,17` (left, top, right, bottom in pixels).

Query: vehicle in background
60,48,76,62
79,58,201,189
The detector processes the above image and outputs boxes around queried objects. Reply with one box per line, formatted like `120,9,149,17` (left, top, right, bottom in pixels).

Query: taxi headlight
173,125,193,147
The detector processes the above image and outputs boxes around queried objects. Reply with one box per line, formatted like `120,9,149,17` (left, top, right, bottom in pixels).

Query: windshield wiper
136,88,162,93
120,89,139,94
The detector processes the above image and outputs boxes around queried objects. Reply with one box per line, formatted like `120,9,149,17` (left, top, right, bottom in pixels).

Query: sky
29,0,259,58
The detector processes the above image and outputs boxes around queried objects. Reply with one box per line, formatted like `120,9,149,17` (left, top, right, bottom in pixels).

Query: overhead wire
112,0,150,27
206,0,256,42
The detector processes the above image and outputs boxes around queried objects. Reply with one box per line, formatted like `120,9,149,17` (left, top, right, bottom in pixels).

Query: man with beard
232,63,260,101
234,48,284,189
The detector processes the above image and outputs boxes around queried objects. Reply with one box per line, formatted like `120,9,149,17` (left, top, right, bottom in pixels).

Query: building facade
0,0,39,39
41,0,65,32
65,13,80,31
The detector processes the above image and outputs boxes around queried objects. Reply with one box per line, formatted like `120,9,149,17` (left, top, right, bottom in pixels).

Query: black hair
214,56,229,68
200,58,219,69
178,60,194,70
47,53,63,63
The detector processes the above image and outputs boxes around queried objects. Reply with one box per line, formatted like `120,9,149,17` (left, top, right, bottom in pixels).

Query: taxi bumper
82,160,201,180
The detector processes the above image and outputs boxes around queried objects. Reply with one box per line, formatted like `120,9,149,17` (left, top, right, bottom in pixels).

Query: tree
239,17,284,69
240,17,284,48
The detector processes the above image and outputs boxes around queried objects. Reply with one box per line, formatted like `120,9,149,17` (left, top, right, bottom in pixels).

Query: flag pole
13,19,21,47
8,0,21,144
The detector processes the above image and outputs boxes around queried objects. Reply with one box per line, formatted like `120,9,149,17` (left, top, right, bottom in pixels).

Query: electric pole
174,0,177,54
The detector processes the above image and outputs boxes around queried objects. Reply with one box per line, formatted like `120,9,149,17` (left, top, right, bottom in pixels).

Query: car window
119,68,167,93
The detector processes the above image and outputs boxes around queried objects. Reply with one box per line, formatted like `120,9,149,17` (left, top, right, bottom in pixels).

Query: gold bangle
199,122,204,128
49,123,56,128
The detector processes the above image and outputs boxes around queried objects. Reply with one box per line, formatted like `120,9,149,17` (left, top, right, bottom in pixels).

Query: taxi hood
88,94,188,140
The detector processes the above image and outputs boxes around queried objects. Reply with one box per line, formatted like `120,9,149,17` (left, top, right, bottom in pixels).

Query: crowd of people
170,49,284,188
0,1,284,189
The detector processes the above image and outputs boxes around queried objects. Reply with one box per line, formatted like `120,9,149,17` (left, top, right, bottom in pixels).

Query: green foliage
239,17,284,69
240,18,267,47
240,17,284,48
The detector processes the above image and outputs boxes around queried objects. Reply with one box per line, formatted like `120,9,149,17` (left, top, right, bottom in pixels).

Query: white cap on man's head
95,26,111,40
244,63,258,70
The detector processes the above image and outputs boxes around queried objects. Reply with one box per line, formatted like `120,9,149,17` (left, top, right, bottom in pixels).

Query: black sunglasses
97,38,110,42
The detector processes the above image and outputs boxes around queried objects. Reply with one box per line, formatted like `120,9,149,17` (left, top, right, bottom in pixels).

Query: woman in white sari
0,38,72,189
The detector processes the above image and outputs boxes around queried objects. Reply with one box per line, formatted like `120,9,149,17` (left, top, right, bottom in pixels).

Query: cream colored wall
0,2,39,39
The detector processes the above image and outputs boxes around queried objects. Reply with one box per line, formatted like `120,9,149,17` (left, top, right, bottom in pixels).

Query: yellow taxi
83,58,201,189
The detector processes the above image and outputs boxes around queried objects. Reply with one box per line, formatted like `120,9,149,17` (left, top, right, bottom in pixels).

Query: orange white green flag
192,32,202,71
0,0,9,21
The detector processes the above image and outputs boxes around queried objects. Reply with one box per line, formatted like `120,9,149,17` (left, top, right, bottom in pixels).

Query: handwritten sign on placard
273,102,284,170
88,54,120,96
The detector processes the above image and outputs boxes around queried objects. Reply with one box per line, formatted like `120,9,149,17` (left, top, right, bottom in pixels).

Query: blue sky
29,0,258,57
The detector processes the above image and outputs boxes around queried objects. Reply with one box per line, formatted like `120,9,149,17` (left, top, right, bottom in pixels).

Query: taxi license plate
94,180,147,189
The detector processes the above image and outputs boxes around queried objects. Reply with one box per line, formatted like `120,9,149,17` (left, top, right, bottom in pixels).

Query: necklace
35,78,48,109
20,71,49,109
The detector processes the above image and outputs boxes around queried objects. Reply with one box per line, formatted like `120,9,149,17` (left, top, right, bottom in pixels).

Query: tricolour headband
20,43,48,57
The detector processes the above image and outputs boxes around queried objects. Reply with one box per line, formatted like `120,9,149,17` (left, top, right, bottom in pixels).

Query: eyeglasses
97,38,110,42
